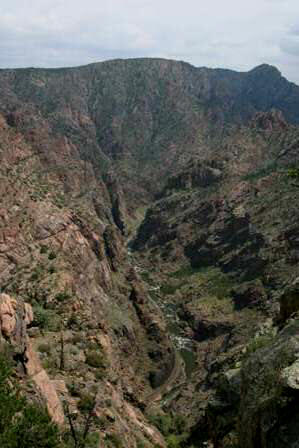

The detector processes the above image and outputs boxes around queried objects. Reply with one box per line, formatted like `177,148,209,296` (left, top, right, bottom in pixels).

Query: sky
1,0,299,83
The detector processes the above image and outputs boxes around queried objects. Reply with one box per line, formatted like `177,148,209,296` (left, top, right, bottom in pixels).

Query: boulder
281,359,299,390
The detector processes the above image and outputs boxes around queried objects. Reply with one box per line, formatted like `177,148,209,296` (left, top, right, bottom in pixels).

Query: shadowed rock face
238,319,299,448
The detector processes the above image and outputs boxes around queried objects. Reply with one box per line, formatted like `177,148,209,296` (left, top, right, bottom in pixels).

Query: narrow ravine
127,243,197,407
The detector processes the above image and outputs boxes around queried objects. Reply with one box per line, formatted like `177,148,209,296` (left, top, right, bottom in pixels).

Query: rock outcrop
0,293,64,425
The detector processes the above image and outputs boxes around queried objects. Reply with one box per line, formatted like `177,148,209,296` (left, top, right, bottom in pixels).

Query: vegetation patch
85,350,107,369
244,333,275,358
0,351,61,448
105,433,123,448
148,413,191,448
55,291,72,302
242,160,278,181
168,265,200,279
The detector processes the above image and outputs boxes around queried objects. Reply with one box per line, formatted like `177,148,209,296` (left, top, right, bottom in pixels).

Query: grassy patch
167,265,200,279
164,266,234,301
244,333,275,358
194,295,234,315
160,283,182,296
201,268,234,299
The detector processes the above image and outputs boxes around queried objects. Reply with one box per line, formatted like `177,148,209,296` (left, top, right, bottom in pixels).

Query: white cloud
1,0,299,83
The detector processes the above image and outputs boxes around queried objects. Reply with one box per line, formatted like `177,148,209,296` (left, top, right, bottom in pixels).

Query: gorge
0,58,299,447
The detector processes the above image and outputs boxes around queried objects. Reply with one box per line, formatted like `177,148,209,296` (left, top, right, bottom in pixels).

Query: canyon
0,58,299,447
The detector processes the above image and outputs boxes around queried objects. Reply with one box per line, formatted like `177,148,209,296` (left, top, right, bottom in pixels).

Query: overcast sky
1,0,299,83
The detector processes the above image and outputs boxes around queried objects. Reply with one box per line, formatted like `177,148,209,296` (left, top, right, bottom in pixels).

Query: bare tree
59,331,65,371
63,393,98,448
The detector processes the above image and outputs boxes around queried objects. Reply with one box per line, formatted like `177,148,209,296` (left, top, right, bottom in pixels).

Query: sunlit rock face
0,293,64,425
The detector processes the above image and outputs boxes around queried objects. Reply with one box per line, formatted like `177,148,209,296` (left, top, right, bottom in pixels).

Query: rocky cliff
1,60,299,205
0,111,169,447
0,59,299,447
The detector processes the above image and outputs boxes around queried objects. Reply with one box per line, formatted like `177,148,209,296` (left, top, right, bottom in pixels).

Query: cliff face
131,109,299,445
0,293,65,425
0,112,170,447
1,60,299,205
133,109,299,286
1,59,299,447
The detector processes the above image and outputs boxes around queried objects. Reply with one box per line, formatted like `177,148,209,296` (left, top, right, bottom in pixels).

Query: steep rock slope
1,58,299,447
132,110,299,446
1,59,299,205
134,110,299,286
0,113,171,447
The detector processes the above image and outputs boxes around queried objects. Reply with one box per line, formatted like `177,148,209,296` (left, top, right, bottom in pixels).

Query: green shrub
0,352,60,448
84,432,100,448
86,341,99,351
30,265,44,281
97,416,108,430
287,167,299,179
48,265,56,274
160,284,180,295
70,346,79,355
40,245,49,254
105,433,123,447
67,381,81,397
95,370,106,380
55,291,71,302
32,306,61,331
85,351,106,369
67,313,79,329
48,251,57,260
168,265,198,279
78,392,96,413
140,271,151,283
166,435,181,448
42,357,57,372
149,414,173,437
204,270,234,299
149,413,188,448
32,306,50,329
38,343,52,355
71,333,84,345
244,333,275,359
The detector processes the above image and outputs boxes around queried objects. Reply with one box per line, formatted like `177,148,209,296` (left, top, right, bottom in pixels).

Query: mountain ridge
1,57,299,209
0,59,286,79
